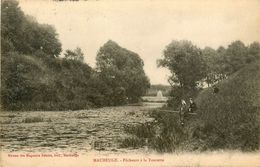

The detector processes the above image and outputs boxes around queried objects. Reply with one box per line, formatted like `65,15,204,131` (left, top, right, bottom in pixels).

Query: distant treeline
1,0,150,111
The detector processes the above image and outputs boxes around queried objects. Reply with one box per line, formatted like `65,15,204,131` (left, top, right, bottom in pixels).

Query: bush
121,111,187,152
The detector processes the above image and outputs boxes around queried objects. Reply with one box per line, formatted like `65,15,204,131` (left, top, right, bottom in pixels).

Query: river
0,104,161,153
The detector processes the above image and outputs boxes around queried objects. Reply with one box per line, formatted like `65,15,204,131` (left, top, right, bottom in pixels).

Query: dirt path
0,106,155,153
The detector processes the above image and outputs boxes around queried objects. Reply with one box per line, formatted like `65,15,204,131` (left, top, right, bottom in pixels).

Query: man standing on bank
179,99,187,126
188,98,197,113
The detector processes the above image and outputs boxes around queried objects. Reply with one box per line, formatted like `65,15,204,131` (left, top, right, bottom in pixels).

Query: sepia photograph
1,0,260,166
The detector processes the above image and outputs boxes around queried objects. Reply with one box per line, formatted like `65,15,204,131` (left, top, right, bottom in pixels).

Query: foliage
123,61,259,152
120,137,145,148
157,40,206,109
119,51,260,152
248,42,260,61
121,110,188,152
202,47,222,86
167,86,200,109
224,41,248,74
64,47,84,62
201,41,260,87
194,60,260,151
1,0,62,57
1,52,94,110
217,40,260,76
1,0,92,110
96,40,150,105
1,0,150,110
1,0,65,110
158,40,207,89
158,40,260,109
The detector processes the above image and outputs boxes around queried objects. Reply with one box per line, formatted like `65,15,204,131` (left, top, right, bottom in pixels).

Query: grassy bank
122,60,260,152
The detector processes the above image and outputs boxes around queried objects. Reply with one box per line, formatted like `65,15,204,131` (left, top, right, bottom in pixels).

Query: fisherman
179,99,187,126
188,98,197,113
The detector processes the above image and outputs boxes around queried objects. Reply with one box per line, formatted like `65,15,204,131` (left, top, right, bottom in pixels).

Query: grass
120,122,155,148
120,137,145,148
124,122,155,138
194,60,260,151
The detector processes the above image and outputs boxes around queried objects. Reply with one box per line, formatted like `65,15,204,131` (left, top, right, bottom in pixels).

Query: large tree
248,41,260,63
201,47,228,86
224,40,248,74
1,0,94,110
96,40,150,104
158,40,206,89
1,0,62,57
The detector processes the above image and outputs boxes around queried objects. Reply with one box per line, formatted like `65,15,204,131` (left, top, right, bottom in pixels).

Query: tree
1,0,95,110
158,40,206,89
64,47,84,62
1,0,62,57
216,46,228,79
23,22,62,58
224,40,248,74
202,47,218,86
96,40,150,104
1,0,23,53
217,41,260,76
248,42,260,63
202,47,227,86
157,40,206,108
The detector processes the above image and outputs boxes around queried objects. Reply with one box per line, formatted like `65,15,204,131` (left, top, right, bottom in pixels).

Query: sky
18,0,260,85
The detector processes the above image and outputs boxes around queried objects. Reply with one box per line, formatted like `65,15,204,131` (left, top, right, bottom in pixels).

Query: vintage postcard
1,0,260,166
